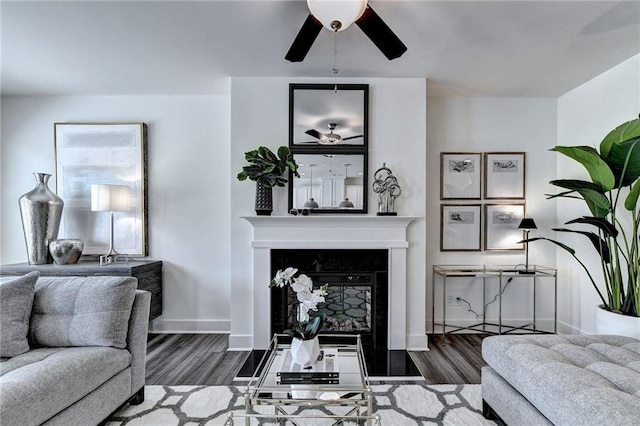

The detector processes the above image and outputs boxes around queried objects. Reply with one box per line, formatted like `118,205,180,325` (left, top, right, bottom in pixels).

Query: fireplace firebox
270,249,388,350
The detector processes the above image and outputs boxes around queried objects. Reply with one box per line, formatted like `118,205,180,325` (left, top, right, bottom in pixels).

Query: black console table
0,260,163,320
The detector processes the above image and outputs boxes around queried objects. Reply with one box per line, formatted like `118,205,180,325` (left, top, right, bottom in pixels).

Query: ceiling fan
286,0,407,62
301,122,363,145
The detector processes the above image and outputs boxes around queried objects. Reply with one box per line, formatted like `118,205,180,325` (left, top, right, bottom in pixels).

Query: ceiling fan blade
355,5,407,60
305,129,324,139
285,14,323,62
342,134,364,141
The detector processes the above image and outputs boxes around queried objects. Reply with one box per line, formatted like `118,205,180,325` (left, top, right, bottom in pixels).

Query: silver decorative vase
19,173,64,264
255,183,273,216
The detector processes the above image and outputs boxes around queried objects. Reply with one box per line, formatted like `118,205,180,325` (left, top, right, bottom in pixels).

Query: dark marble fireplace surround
239,248,419,377
270,249,388,349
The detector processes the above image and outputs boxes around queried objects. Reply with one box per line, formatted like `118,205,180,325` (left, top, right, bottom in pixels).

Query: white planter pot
595,305,640,339
290,336,320,368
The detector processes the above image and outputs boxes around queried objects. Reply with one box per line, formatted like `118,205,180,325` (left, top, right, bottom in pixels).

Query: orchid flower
270,268,328,340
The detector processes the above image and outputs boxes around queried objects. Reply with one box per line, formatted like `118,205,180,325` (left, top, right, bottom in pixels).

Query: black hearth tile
237,350,266,378
236,349,421,379
366,349,422,377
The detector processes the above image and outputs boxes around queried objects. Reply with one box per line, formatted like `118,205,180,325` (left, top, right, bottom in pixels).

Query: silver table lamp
91,184,131,266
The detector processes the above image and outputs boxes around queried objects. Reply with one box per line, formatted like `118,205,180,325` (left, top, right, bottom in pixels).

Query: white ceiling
2,0,639,97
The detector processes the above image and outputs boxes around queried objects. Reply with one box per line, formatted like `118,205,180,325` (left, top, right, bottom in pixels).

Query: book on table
276,348,340,384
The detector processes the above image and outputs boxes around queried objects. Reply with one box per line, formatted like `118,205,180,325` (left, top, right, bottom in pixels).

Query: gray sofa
0,272,151,425
482,334,640,425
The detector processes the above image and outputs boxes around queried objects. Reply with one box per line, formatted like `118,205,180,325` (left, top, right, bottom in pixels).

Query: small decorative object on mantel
372,162,401,216
270,267,328,367
49,239,84,265
237,146,299,216
19,172,64,265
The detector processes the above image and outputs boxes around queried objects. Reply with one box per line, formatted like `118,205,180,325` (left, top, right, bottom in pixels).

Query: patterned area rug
107,384,496,425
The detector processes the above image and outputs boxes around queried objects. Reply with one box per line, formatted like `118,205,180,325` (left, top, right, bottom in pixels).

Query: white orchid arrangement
270,267,329,340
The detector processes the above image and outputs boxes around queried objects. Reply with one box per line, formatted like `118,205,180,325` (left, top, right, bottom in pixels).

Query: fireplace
270,249,388,350
238,215,418,351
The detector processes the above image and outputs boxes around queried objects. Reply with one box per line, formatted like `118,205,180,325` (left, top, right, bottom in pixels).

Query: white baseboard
427,317,558,333
406,333,429,351
149,319,230,334
557,320,588,335
228,334,254,351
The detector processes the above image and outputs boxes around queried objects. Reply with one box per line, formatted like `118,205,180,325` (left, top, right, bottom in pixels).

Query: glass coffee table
227,334,379,425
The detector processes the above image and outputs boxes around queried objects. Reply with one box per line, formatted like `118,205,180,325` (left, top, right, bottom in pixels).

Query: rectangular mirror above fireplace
288,83,369,214
291,153,366,211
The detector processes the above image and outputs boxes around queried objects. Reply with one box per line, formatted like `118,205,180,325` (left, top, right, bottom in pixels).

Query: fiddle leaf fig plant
237,146,299,188
528,117,640,317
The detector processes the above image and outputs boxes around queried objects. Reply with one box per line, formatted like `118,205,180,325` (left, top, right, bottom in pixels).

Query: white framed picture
440,204,482,251
484,152,525,199
55,123,148,256
484,203,525,251
440,152,482,199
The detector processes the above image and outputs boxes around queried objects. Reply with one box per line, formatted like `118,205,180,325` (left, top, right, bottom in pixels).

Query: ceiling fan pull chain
332,21,340,93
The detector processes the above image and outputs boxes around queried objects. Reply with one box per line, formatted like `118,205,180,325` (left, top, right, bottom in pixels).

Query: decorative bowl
49,239,84,265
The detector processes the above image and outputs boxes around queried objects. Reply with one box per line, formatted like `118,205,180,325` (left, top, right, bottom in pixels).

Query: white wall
557,54,640,334
0,95,232,333
425,96,559,331
229,77,428,350
2,54,635,340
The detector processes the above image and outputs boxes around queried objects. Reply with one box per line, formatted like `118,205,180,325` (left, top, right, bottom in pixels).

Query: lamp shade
91,184,131,212
518,218,538,230
307,0,367,31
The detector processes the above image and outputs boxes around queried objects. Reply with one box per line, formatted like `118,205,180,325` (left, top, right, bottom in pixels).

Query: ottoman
481,334,640,425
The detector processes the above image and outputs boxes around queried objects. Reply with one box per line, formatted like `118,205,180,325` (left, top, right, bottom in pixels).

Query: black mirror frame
288,83,369,214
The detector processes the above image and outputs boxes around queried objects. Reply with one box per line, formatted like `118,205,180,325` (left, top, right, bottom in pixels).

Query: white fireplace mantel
242,215,419,349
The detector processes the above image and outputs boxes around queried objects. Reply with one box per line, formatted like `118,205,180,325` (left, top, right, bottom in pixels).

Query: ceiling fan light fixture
318,140,339,145
307,0,368,32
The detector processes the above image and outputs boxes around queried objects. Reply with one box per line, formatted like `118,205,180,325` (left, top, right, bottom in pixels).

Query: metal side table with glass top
432,265,557,342
226,334,379,426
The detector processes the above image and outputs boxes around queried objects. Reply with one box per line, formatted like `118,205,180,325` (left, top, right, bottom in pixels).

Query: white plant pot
595,305,640,339
290,336,320,368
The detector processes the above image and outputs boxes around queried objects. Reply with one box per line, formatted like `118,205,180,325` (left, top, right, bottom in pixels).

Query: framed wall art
484,152,525,199
54,123,148,256
484,203,525,251
440,204,482,251
440,152,482,199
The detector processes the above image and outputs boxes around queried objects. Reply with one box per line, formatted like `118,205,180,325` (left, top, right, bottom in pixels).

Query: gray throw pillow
0,271,40,357
29,276,137,349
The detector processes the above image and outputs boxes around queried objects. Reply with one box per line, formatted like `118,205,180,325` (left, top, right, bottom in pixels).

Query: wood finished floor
145,333,488,386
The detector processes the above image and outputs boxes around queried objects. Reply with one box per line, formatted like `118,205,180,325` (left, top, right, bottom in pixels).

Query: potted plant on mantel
527,116,640,337
237,146,299,215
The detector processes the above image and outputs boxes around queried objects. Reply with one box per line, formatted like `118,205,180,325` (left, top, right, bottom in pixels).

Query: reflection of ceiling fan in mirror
302,122,363,145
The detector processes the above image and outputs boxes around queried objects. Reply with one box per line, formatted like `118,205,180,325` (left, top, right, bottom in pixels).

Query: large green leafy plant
529,117,640,317
237,146,299,188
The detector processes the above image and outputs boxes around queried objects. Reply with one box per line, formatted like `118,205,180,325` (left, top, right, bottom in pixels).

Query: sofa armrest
127,289,151,395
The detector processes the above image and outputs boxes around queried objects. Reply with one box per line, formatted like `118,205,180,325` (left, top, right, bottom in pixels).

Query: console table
0,260,163,320
432,265,557,341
